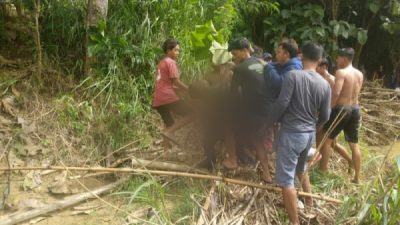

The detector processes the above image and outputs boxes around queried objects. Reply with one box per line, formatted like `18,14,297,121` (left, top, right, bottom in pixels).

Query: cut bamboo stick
0,177,129,225
0,166,343,204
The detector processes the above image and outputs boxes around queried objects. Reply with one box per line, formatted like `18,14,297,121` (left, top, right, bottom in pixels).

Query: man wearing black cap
320,48,364,184
225,37,272,183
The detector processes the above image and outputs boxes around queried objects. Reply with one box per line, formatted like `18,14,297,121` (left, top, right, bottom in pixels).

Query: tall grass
34,0,240,158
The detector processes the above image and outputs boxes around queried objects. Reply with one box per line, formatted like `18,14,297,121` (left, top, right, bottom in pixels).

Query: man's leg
349,142,361,183
255,142,272,183
276,131,309,225
256,127,273,182
163,115,193,135
333,142,352,171
319,138,334,172
297,172,312,207
222,130,238,169
282,187,300,225
163,101,194,137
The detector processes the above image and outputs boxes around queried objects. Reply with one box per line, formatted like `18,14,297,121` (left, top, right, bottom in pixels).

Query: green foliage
55,96,92,135
40,0,86,70
190,21,225,60
35,0,237,151
263,1,368,54
115,177,205,224
213,0,238,38
335,155,400,225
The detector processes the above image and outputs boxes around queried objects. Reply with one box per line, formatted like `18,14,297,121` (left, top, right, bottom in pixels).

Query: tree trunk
88,0,108,27
83,0,93,77
353,42,362,68
32,0,42,82
83,0,108,76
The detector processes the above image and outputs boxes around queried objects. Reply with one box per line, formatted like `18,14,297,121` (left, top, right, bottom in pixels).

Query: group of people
151,37,363,225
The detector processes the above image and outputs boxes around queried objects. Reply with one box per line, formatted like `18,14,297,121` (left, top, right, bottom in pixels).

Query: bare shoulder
352,67,364,81
335,69,346,78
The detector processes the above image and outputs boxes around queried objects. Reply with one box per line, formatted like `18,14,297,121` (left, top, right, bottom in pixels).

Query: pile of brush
360,81,400,145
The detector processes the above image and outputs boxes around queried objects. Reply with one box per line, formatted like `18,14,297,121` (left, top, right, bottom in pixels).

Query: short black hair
319,58,329,67
228,37,251,51
301,42,324,61
162,38,179,54
338,48,354,61
251,45,263,59
279,41,298,58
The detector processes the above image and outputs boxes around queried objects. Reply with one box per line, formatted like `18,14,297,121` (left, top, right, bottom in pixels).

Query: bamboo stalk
0,166,343,204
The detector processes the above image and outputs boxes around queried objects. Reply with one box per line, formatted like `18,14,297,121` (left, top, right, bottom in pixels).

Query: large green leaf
368,2,380,14
190,21,225,60
341,30,349,39
357,30,368,45
333,23,341,36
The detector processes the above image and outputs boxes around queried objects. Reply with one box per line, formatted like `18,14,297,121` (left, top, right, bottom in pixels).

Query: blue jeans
275,130,314,188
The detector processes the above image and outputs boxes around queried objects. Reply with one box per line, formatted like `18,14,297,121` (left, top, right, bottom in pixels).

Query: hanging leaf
333,23,341,36
357,30,368,45
368,2,380,14
341,30,349,39
190,21,226,60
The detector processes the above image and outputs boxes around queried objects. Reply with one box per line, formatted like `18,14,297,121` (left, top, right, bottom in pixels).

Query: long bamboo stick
0,166,343,204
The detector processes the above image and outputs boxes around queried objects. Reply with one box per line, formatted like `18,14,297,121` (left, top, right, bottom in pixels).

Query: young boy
152,38,192,146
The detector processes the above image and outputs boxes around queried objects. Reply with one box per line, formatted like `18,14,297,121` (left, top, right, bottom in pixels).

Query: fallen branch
234,189,260,225
196,184,216,225
0,177,129,225
0,166,343,204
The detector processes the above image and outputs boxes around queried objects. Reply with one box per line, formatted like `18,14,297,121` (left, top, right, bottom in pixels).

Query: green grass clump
115,176,206,224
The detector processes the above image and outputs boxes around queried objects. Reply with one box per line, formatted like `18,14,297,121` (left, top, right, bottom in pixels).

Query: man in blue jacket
265,40,303,99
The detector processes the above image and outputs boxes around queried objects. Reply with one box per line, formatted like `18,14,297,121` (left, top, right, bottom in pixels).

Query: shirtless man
319,48,364,183
313,59,352,169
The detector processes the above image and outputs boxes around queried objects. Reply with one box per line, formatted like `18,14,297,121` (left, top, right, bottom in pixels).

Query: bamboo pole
0,166,343,204
130,158,209,174
0,177,129,225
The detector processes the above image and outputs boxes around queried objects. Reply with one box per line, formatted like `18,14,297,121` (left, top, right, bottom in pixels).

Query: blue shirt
265,57,303,100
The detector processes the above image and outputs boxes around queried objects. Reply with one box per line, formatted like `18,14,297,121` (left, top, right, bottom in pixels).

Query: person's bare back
333,65,363,107
320,48,364,184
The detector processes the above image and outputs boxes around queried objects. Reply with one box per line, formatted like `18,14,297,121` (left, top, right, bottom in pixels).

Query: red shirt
152,57,180,107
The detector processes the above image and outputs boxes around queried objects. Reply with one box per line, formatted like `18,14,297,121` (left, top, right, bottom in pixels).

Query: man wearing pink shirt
152,38,192,146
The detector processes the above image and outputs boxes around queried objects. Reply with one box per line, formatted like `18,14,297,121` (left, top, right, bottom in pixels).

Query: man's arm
172,78,189,92
322,69,335,88
331,70,345,107
317,86,332,130
265,63,283,91
266,73,295,126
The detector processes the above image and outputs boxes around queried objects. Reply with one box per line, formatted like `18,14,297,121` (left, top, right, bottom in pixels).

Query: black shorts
154,100,191,127
323,105,361,143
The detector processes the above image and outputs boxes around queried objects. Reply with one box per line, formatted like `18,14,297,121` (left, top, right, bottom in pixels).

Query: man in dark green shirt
224,37,272,182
